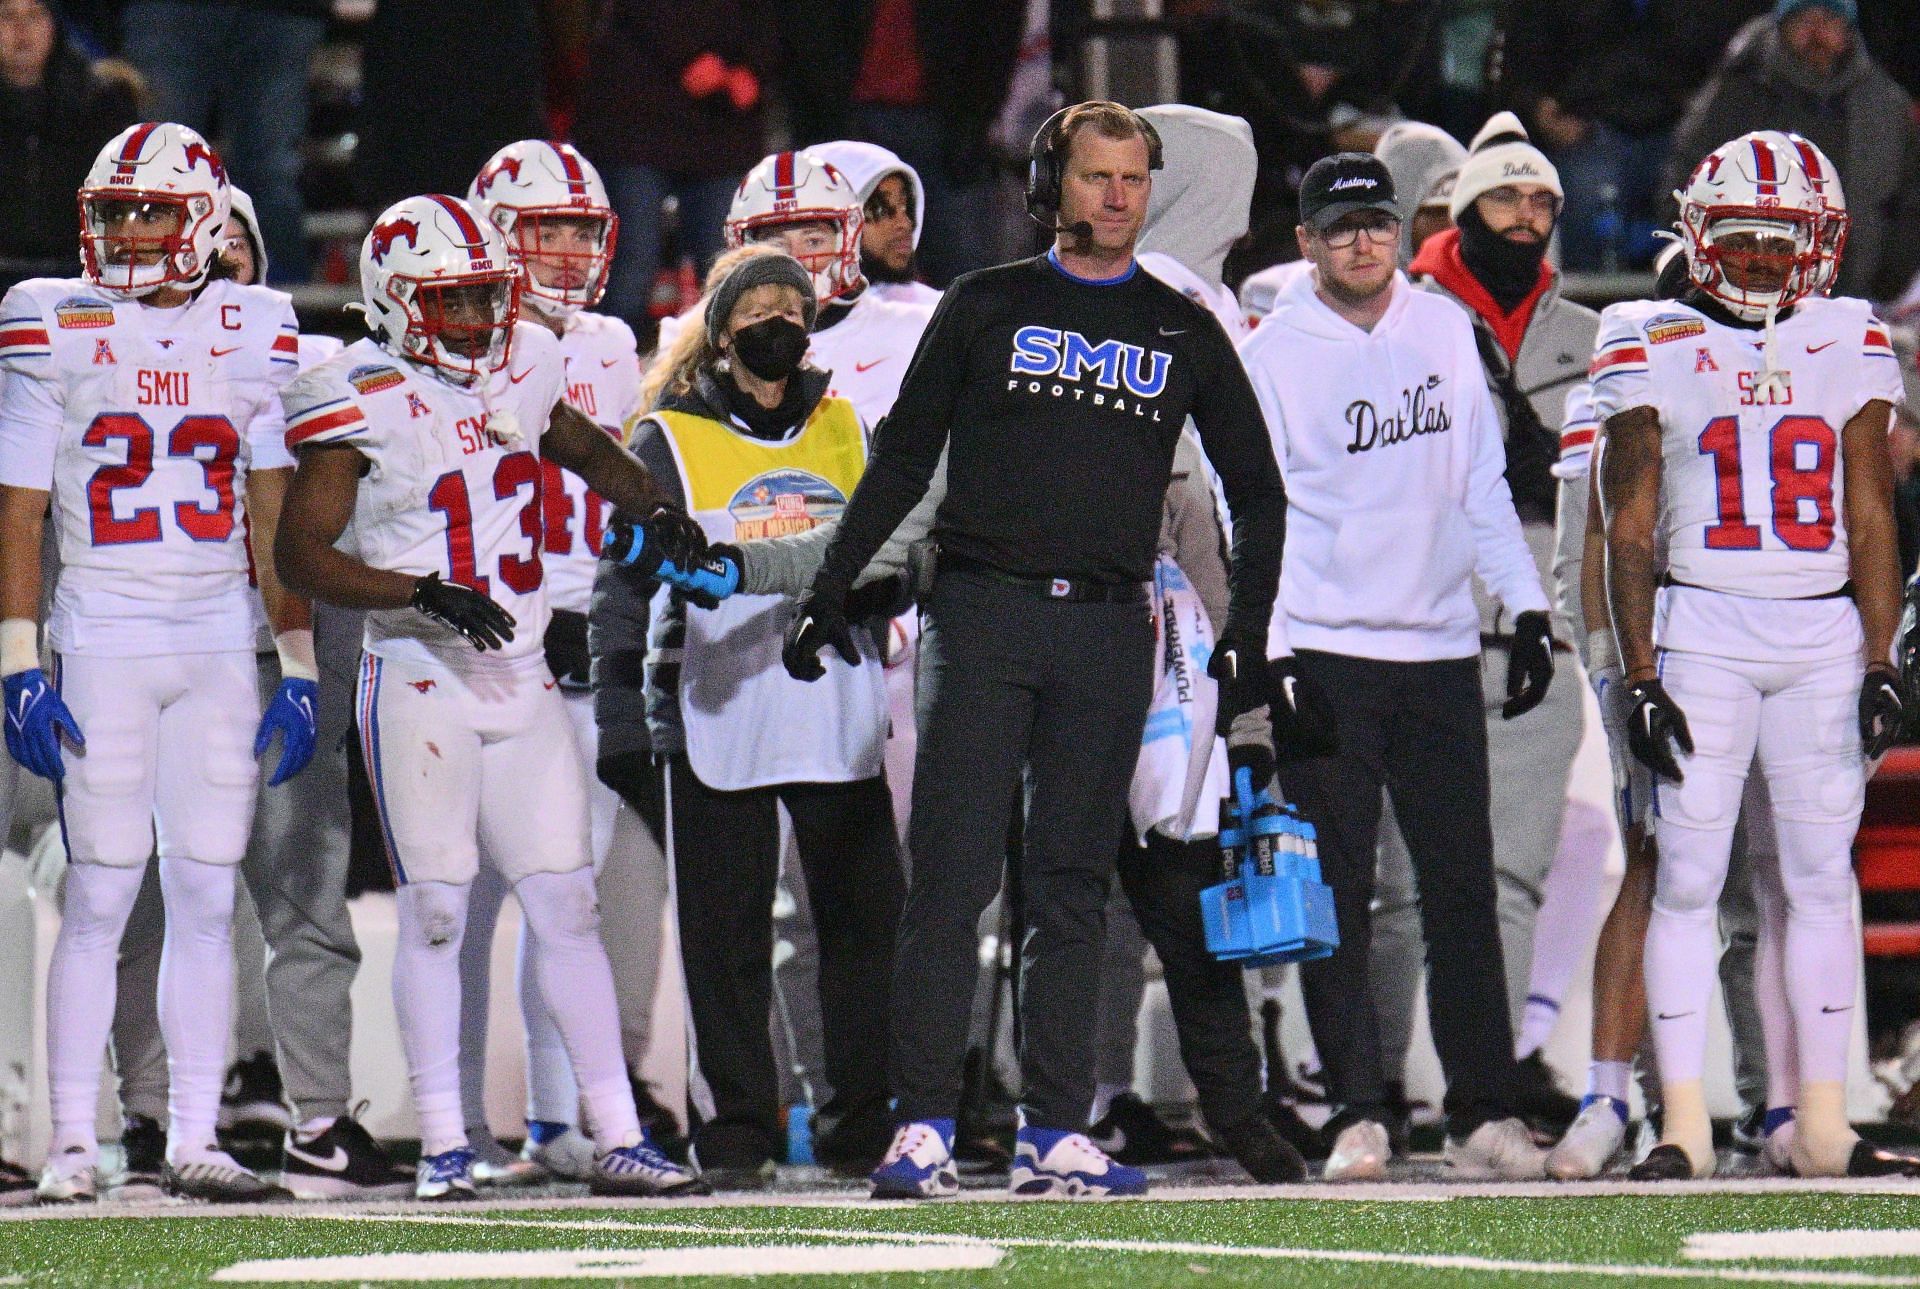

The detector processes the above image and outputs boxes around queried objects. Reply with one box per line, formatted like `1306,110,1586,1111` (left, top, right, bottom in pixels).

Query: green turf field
10,1184,1920,1287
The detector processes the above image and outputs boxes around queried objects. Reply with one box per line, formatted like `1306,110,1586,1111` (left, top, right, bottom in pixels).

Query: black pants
665,756,904,1167
1116,831,1267,1133
1274,649,1517,1137
894,570,1155,1130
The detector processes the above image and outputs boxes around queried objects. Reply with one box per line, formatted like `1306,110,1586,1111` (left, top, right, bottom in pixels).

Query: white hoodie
1239,272,1546,662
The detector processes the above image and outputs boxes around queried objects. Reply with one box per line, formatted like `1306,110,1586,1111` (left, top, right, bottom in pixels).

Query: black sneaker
281,1111,414,1199
1214,1113,1308,1183
814,1100,900,1176
108,1114,165,1199
1508,1052,1580,1134
0,1156,35,1208
1846,1140,1920,1178
219,1051,292,1136
1626,1142,1697,1181
1088,1093,1212,1166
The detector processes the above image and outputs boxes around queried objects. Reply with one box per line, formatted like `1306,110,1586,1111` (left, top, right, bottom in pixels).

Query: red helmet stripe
1750,139,1779,198
113,122,161,178
548,141,587,197
427,193,489,265
774,152,796,202
1791,139,1825,193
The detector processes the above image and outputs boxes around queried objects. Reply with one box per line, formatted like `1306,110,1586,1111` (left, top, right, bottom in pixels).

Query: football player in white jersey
273,193,709,1201
0,123,318,1204
458,139,666,1183
1599,133,1914,1180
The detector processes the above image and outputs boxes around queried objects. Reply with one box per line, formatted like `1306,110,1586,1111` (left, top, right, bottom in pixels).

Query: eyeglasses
1317,214,1401,249
1479,187,1562,219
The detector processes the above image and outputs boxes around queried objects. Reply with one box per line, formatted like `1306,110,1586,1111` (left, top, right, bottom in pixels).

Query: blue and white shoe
591,1132,710,1197
1010,1124,1148,1198
415,1146,478,1202
868,1121,959,1199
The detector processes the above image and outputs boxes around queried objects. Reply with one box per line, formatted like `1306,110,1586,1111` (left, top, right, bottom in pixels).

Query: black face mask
729,317,810,381
1458,205,1550,314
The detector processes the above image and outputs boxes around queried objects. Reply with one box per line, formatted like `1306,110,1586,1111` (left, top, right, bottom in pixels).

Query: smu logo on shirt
1008,326,1171,400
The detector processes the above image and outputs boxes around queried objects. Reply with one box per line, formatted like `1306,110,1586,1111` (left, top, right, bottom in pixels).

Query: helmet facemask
730,210,862,305
78,190,213,297
496,207,617,318
386,272,519,387
1683,209,1817,323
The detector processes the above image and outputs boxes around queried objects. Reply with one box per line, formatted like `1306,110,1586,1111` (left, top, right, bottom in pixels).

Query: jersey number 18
1698,414,1837,553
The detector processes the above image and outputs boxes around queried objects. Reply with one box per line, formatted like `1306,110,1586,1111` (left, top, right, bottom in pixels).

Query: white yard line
1687,1231,1920,1262
211,1244,1005,1282
289,1212,1920,1286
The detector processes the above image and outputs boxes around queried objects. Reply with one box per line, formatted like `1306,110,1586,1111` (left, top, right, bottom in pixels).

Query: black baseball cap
1299,153,1398,231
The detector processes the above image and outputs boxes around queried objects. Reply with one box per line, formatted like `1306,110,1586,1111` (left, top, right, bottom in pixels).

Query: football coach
784,101,1286,1200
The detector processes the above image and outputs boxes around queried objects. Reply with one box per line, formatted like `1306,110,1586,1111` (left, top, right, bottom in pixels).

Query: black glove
1898,574,1920,718
782,589,861,682
1626,677,1693,782
1227,740,1277,797
1207,629,1270,736
1862,663,1905,761
410,572,515,651
844,572,913,624
603,506,707,578
676,542,742,610
1268,656,1339,760
542,609,591,688
1502,609,1555,720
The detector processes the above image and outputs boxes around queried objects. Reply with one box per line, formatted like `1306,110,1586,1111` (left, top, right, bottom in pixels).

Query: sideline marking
308,1213,1920,1285
1688,1231,1920,1262
212,1244,1004,1282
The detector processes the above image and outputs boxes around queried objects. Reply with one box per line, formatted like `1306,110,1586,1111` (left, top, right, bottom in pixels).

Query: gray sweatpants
892,571,1154,1130
113,606,365,1124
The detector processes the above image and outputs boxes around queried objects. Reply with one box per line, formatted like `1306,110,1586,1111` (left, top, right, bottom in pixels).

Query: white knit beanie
1449,111,1562,222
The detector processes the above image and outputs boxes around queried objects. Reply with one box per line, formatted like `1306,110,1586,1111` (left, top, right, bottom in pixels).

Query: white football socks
46,862,147,1161
157,856,238,1163
394,880,472,1155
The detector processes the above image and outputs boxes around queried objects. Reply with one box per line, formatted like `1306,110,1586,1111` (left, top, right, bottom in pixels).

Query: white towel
1130,557,1230,843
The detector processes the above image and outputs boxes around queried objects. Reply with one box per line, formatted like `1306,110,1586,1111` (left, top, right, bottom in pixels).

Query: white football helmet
360,193,518,387
1676,133,1823,321
468,140,618,317
78,121,231,298
724,151,864,304
1774,131,1847,294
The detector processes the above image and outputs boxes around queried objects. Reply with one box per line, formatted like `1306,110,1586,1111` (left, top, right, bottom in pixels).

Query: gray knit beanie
704,252,817,346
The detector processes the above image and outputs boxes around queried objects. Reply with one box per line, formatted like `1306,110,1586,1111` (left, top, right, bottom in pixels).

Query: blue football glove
659,542,742,609
3,667,84,782
254,677,318,787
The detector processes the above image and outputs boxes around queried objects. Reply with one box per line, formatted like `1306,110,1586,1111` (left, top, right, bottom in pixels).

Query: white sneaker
1547,1099,1628,1180
1009,1126,1147,1198
1446,1116,1548,1180
869,1122,959,1200
522,1125,596,1182
467,1123,544,1187
1323,1120,1390,1182
36,1146,96,1205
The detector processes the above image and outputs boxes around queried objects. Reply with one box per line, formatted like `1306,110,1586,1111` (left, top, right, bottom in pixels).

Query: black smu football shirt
812,251,1285,632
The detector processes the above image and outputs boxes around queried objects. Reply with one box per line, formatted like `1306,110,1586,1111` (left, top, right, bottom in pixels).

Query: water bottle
1595,182,1623,275
1218,795,1245,882
1247,793,1286,879
786,1103,814,1166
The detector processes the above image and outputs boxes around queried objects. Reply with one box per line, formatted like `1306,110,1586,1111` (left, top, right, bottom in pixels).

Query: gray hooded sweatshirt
1373,120,1468,265
1135,104,1258,292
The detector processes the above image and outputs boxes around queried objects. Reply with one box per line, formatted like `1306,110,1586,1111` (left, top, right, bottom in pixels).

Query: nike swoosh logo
1158,326,1186,336
1655,1011,1694,1020
1806,340,1837,353
287,1143,349,1171
543,679,557,690
509,369,531,384
210,345,241,358
855,359,885,373
1821,1003,1854,1013
600,358,620,369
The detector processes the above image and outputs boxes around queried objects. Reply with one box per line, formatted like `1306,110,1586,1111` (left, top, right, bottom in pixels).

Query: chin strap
1756,297,1789,403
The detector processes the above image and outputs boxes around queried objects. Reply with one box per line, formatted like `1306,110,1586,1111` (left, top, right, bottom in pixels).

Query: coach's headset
1024,103,1164,237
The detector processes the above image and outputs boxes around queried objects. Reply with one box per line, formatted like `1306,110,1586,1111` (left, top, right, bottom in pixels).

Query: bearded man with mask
1404,112,1598,1121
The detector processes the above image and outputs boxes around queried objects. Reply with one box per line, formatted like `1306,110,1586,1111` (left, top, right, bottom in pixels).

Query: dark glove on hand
1207,629,1270,736
411,572,515,651
1227,740,1277,797
1502,609,1555,719
782,589,861,682
1862,663,1905,760
643,506,708,572
673,542,742,610
844,573,913,625
1898,574,1920,717
1268,655,1339,760
1626,676,1693,781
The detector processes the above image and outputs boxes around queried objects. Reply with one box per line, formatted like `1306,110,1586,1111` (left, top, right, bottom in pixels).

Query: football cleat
590,1133,709,1197
1214,1113,1308,1184
1322,1120,1390,1182
1546,1097,1628,1180
1627,1143,1698,1181
869,1121,959,1200
1445,1116,1548,1180
415,1147,479,1202
0,1156,35,1208
1009,1125,1147,1198
467,1122,544,1187
1845,1140,1920,1178
108,1114,165,1200
163,1151,293,1202
36,1146,96,1205
281,1112,414,1199
521,1122,596,1182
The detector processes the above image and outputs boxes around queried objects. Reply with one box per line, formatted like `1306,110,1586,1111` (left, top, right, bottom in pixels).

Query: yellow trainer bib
651,398,867,544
